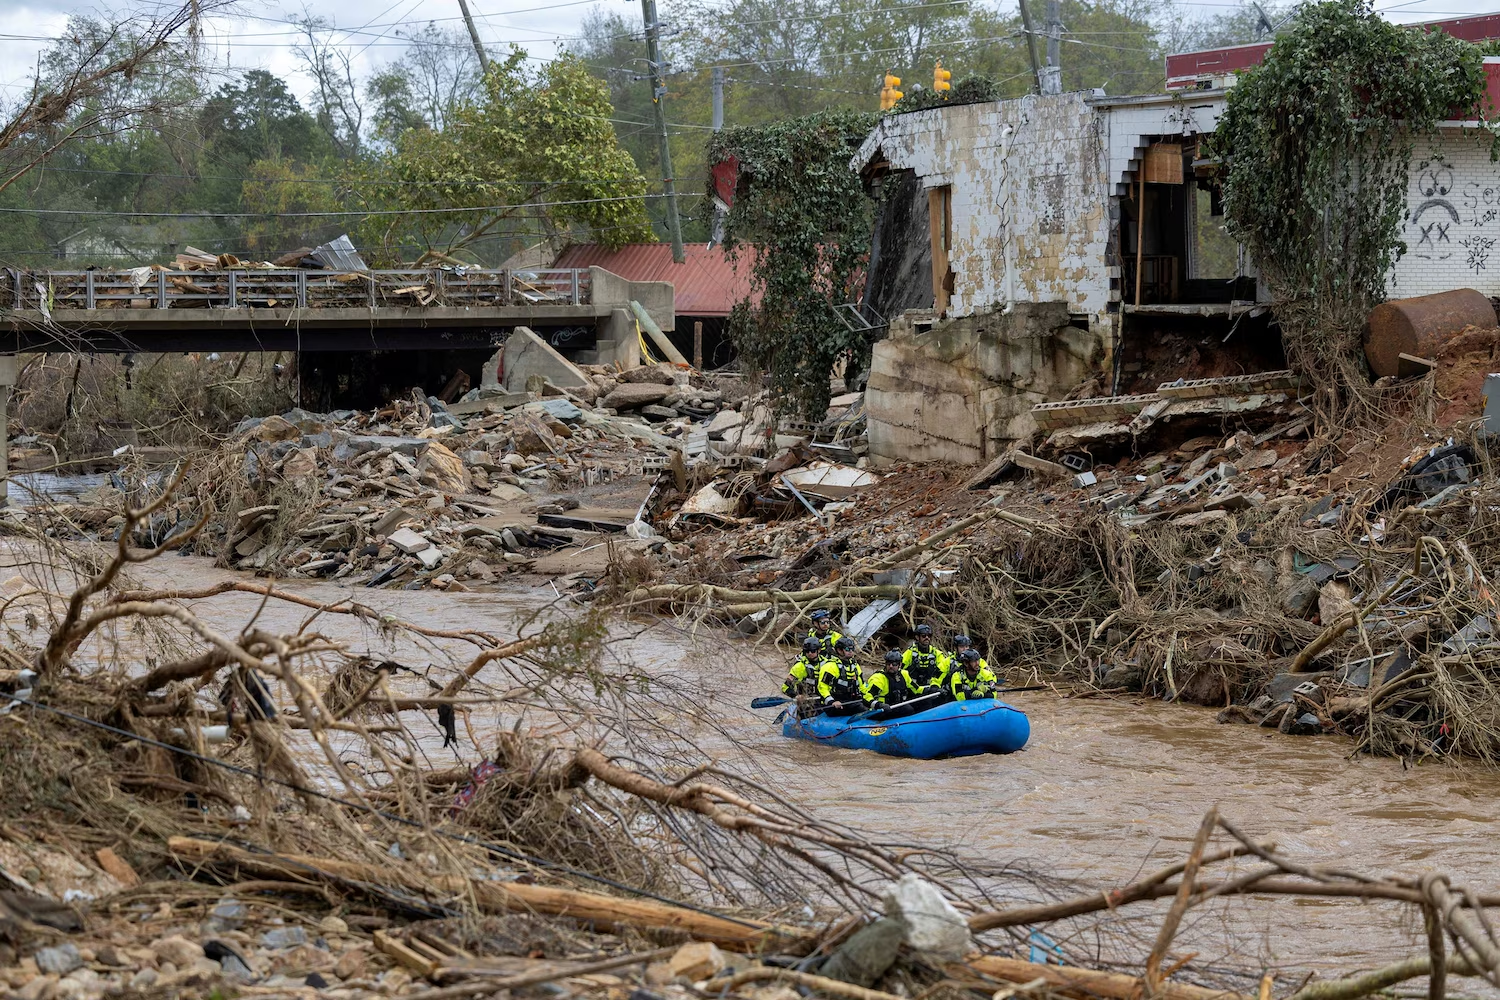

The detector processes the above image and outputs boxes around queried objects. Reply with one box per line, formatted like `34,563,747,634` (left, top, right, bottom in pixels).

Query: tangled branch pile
612,415,1500,763
2,482,1500,1000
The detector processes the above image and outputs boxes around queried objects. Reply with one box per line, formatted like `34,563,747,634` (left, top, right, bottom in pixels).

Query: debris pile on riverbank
2,487,1500,1000
609,368,1500,763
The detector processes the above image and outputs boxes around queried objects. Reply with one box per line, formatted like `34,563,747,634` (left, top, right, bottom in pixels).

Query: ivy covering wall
707,110,879,419
1214,0,1486,424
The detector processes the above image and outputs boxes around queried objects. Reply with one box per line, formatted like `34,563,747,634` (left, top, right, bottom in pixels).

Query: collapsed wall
866,303,1105,466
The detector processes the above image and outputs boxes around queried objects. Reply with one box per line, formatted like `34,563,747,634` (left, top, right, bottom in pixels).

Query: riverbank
8,354,1500,774
3,535,1500,1000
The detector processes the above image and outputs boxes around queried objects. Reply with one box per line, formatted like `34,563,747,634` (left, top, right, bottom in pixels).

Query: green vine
1214,0,1486,425
706,109,879,418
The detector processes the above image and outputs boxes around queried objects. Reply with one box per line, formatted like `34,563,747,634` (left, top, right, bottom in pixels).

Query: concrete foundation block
501,326,588,393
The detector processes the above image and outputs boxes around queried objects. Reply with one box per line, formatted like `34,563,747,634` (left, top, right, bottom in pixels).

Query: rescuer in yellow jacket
948,648,1002,700
806,608,843,659
782,637,824,698
817,637,865,715
901,624,951,697
863,650,906,710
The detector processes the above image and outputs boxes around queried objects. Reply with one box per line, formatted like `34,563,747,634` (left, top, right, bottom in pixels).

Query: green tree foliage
708,110,878,418
336,50,654,263
1214,0,1485,423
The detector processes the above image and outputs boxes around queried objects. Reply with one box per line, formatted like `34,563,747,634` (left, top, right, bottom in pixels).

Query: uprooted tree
1214,0,1486,427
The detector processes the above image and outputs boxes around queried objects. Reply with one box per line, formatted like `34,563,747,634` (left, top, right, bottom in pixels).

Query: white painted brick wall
856,93,1242,320
1391,132,1500,297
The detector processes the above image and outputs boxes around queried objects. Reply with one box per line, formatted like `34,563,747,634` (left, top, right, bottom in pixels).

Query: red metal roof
551,243,758,317
1167,12,1500,90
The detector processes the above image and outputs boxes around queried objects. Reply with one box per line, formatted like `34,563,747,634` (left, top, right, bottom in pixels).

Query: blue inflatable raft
782,698,1030,759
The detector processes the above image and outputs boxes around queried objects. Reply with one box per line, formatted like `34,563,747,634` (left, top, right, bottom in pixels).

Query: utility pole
1016,0,1044,95
711,66,724,131
641,0,685,263
1041,0,1062,95
456,0,491,74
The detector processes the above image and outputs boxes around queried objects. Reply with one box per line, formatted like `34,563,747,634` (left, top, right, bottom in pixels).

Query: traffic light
933,62,952,96
880,73,904,111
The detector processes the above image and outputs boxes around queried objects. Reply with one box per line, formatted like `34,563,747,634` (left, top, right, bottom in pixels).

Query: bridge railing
0,267,593,311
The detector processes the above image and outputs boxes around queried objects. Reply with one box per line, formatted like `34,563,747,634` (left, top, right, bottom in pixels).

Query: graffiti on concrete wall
1409,163,1457,262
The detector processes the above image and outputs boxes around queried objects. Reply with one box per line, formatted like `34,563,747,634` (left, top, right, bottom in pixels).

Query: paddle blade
751,696,791,709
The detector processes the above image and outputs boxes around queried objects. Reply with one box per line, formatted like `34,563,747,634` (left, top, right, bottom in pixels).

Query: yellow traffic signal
934,62,952,95
880,73,904,110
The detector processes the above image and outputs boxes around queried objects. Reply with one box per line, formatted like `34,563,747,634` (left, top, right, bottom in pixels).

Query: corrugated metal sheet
551,243,757,317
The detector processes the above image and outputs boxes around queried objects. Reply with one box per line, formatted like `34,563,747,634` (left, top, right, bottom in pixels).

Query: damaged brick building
855,14,1500,467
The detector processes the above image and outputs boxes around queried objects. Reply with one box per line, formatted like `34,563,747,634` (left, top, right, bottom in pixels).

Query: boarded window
928,186,954,314
1143,143,1184,185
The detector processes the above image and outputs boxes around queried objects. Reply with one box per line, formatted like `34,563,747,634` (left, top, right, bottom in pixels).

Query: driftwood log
166,837,812,951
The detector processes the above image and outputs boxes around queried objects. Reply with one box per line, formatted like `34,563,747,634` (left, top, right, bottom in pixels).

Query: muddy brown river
9,552,1497,987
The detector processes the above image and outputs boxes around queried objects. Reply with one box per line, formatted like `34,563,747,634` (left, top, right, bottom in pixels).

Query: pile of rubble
608,360,1500,762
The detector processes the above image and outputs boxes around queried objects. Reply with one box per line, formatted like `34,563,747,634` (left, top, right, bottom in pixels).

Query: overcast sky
0,0,621,103
2,0,1498,108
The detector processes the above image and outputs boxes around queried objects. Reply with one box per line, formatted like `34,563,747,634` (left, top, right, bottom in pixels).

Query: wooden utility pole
1042,0,1062,94
693,320,703,370
1017,0,1044,95
456,0,491,73
711,67,724,130
641,0,685,263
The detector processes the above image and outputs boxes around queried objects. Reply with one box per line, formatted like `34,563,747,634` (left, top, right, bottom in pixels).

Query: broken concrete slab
332,434,429,460
417,441,470,494
1012,452,1068,478
601,382,672,411
372,507,417,537
415,546,444,570
705,408,744,440
523,399,583,422
501,326,588,393
388,527,430,555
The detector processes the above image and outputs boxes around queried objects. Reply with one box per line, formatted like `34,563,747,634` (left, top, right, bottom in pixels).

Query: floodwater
8,547,1498,987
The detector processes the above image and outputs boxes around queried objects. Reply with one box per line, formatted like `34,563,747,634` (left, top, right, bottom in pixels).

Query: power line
25,166,666,187
0,192,702,220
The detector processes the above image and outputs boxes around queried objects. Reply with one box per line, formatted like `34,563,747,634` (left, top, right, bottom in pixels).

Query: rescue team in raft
781,609,1002,716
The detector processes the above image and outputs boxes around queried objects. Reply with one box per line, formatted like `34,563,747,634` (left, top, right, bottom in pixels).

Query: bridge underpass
0,264,677,501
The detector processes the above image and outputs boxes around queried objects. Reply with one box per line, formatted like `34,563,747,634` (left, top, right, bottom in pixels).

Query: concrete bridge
0,265,671,365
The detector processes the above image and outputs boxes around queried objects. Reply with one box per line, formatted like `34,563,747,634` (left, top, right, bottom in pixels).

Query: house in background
551,243,756,369
852,14,1500,467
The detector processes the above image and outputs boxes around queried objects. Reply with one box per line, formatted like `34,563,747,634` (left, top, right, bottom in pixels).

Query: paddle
750,696,791,709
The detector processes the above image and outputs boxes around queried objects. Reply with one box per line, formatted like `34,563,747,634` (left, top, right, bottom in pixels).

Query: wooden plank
1143,143,1184,185
958,955,1248,1000
167,837,812,951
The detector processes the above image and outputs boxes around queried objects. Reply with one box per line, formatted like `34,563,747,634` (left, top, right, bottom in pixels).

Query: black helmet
961,648,982,663
953,634,972,646
802,637,822,655
884,650,902,665
809,609,832,622
915,624,934,637
835,636,857,653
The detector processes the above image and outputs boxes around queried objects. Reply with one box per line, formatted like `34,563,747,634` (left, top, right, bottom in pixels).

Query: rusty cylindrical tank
1365,288,1498,378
